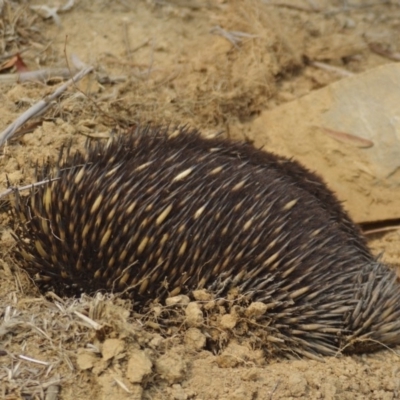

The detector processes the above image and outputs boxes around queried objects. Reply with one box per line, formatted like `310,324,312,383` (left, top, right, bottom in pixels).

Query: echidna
12,125,400,359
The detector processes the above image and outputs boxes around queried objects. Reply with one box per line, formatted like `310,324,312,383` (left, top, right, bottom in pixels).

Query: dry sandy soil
1,0,400,399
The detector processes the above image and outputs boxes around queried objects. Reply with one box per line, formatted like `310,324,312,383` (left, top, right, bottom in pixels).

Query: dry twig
0,67,77,84
369,43,400,61
310,61,354,78
0,66,93,147
0,178,60,200
210,25,258,49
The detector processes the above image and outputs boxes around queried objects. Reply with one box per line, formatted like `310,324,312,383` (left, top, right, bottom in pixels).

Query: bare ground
1,0,400,399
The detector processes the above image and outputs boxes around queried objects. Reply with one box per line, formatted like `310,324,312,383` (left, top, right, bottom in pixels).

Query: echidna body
13,126,400,359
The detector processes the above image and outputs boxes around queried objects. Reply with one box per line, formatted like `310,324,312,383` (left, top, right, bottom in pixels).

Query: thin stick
123,20,133,64
311,61,354,77
73,311,102,330
19,354,51,366
131,38,150,53
369,43,400,61
0,67,76,84
0,66,93,147
0,178,60,200
363,226,400,235
0,163,90,199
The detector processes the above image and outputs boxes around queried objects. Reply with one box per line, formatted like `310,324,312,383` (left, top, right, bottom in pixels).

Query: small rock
231,386,257,400
192,289,213,301
149,334,163,349
185,302,203,327
130,385,144,400
203,300,216,311
217,342,248,368
156,350,187,384
184,328,206,351
97,372,143,400
152,306,163,318
217,342,264,368
4,158,19,173
170,384,188,400
166,295,190,306
288,372,308,397
241,368,259,381
101,338,125,361
245,302,268,318
126,349,153,383
220,314,237,329
76,351,98,370
7,170,23,185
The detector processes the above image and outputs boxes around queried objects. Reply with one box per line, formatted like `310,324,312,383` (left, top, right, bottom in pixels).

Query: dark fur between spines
12,125,400,359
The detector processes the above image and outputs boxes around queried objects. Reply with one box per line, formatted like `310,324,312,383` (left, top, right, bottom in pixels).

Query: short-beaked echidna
12,125,400,359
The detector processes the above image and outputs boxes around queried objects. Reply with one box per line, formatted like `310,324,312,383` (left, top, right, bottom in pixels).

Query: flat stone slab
247,63,400,222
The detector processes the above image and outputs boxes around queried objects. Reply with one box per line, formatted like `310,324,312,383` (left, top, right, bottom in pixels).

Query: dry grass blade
319,127,374,148
18,355,51,366
73,311,102,330
0,1,46,54
44,382,60,400
262,0,320,12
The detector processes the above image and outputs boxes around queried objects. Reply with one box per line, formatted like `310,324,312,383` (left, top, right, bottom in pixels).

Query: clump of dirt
1,1,400,399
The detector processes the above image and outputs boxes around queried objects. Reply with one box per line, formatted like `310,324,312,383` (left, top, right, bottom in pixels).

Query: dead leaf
319,126,374,148
0,54,29,73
